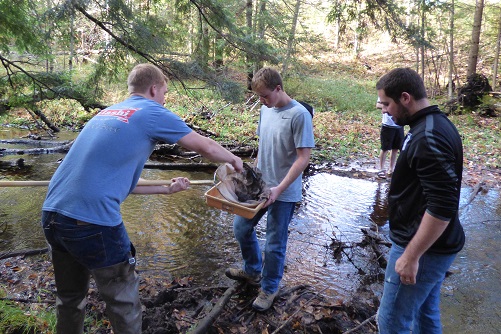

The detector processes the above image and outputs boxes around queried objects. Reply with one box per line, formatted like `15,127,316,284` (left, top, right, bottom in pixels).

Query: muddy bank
1,228,386,334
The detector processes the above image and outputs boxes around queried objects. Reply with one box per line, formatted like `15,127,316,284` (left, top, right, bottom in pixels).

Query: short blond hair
251,67,283,92
127,63,167,94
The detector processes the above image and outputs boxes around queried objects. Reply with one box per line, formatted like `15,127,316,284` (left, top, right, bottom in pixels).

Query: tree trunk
466,0,484,77
420,0,425,80
195,11,210,69
214,34,224,68
448,0,454,99
352,2,362,56
492,8,501,91
69,9,75,71
246,0,254,90
202,21,210,69
334,18,340,49
246,0,267,90
405,0,412,27
255,0,266,70
282,0,301,77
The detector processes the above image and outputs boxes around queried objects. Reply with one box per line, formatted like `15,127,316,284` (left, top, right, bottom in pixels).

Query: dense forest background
0,0,500,122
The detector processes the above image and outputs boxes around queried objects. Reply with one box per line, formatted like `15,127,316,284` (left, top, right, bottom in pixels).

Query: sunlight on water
122,171,392,297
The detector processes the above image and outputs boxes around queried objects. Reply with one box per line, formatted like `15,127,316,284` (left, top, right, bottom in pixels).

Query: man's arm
132,177,190,195
177,131,243,173
264,147,311,208
395,212,450,284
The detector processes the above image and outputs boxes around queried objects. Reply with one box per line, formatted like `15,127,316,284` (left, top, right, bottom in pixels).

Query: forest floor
0,252,381,334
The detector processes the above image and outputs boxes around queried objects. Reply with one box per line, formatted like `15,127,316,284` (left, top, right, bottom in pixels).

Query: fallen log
459,177,486,212
0,248,49,260
0,297,56,304
342,314,377,334
0,140,74,156
187,282,239,334
0,139,70,146
144,161,218,171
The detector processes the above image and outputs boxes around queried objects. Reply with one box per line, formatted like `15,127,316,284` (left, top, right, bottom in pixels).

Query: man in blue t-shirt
225,67,315,311
41,63,243,334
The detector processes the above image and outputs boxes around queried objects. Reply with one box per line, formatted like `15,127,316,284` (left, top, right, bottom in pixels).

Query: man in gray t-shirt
225,67,315,311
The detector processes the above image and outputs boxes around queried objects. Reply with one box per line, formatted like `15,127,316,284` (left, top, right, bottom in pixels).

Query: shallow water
441,188,501,333
1,130,500,332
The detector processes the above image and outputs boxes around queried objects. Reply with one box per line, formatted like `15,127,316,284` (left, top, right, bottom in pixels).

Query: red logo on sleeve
97,108,140,123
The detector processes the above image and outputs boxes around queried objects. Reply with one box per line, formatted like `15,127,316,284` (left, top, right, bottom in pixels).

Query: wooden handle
0,179,215,187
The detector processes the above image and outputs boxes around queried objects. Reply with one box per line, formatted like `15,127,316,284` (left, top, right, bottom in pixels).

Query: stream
1,129,500,333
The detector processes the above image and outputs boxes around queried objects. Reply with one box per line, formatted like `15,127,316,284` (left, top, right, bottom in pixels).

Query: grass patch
450,114,501,169
285,75,377,113
0,299,56,334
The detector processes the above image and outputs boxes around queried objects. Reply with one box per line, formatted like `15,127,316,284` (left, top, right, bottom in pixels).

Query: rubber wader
52,250,141,334
52,249,90,334
91,253,141,334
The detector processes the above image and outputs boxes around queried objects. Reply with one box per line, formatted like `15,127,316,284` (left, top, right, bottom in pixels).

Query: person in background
377,98,404,178
41,63,243,334
225,67,315,311
375,67,465,334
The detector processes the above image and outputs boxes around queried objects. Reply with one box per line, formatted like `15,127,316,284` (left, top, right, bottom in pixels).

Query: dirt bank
1,251,381,334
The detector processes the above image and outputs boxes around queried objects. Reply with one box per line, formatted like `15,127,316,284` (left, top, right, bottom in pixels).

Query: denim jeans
41,211,141,334
377,242,457,334
233,200,295,294
41,211,133,270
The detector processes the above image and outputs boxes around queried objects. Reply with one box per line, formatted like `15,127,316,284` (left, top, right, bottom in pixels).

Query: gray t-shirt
257,100,315,202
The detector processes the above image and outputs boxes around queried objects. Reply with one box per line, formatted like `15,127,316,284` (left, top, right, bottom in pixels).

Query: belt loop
128,243,136,265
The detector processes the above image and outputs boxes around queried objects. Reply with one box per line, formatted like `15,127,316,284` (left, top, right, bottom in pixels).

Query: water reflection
370,181,390,226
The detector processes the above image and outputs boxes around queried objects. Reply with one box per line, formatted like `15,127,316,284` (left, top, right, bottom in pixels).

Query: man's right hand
231,156,244,173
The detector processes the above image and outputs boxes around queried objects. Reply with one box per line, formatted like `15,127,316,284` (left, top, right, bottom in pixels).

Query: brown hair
251,67,283,92
376,68,427,102
127,63,167,94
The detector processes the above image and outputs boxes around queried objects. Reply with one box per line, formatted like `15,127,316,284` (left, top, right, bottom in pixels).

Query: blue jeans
41,211,133,270
41,211,141,334
233,200,295,294
377,243,457,334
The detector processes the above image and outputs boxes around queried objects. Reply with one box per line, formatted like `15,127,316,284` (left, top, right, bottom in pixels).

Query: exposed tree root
188,282,239,334
342,314,377,334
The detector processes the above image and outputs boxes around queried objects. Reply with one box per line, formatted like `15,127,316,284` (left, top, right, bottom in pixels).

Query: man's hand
168,177,190,194
395,212,450,285
231,156,244,173
395,253,419,285
263,187,281,208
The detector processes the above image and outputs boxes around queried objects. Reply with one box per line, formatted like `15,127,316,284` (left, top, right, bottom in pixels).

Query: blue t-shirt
42,96,192,226
257,100,315,202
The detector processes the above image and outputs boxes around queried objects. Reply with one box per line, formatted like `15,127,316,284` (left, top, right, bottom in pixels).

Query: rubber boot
91,254,141,334
51,249,90,334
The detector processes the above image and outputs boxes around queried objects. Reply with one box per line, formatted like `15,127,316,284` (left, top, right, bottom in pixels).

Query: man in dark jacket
375,68,465,334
